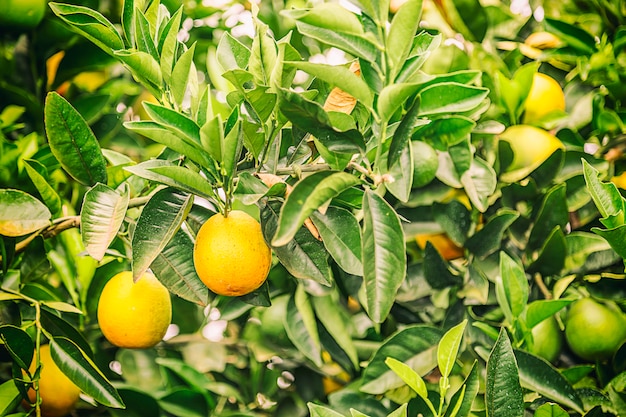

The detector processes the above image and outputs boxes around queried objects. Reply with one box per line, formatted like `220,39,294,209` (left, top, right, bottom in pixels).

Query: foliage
1,0,626,416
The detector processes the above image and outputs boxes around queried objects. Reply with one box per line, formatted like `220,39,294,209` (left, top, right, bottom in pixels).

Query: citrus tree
1,0,626,416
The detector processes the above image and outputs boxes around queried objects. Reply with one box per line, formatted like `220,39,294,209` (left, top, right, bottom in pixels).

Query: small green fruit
530,316,563,363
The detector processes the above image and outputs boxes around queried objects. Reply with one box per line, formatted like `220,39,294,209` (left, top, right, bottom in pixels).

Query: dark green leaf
80,183,129,261
361,325,442,394
423,242,462,289
582,159,625,228
386,0,423,80
40,309,93,356
388,97,421,169
0,325,33,370
50,337,124,408
528,183,569,250
279,89,365,153
527,226,566,276
545,18,596,54
132,187,193,281
419,83,489,116
261,200,332,286
445,360,479,417
158,388,211,417
486,328,523,417
44,92,107,186
0,189,51,237
285,286,321,366
151,228,210,306
311,207,363,276
465,209,519,258
23,159,62,215
361,189,406,323
515,349,583,413
273,171,361,246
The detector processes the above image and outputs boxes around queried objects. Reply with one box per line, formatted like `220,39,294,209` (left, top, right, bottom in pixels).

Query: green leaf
282,4,365,35
151,228,210,306
378,83,422,123
40,309,93,357
311,291,359,368
285,286,322,366
388,97,423,169
385,357,430,401
278,89,365,153
134,11,158,60
124,160,217,200
590,225,626,259
438,320,467,379
249,19,277,87
360,325,442,394
497,252,528,321
311,207,363,276
515,350,583,413
419,83,489,116
528,183,569,250
272,171,361,246
50,337,124,408
80,183,130,261
124,121,215,169
0,189,51,237
582,159,625,227
414,116,475,151
285,61,373,108
486,328,524,417
0,325,34,370
545,18,596,54
527,226,566,276
533,403,569,417
132,187,193,281
44,92,107,186
158,388,211,417
217,32,251,71
159,8,183,84
465,209,519,258
261,201,332,286
171,43,197,107
23,159,62,215
115,50,163,96
49,3,124,53
565,231,616,272
525,299,572,329
308,403,346,417
293,22,380,63
361,189,406,323
460,157,497,213
142,102,201,144
384,138,413,203
0,379,21,416
423,242,462,289
445,360,480,417
386,0,423,80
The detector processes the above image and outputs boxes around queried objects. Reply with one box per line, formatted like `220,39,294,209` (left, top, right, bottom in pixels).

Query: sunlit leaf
0,189,51,237
23,159,62,215
419,82,489,116
438,320,467,379
385,357,429,400
171,43,197,107
386,0,423,80
80,183,130,261
308,403,346,417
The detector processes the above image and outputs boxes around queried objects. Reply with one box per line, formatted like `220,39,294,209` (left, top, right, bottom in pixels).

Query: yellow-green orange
565,297,626,361
411,140,439,188
499,125,564,175
97,271,172,349
26,344,81,417
0,0,47,30
193,210,272,296
530,316,563,363
523,72,565,123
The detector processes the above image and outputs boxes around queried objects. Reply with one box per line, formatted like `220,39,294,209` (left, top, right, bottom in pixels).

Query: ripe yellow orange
97,271,172,349
611,171,626,189
193,210,272,296
522,72,566,124
415,232,464,260
499,125,565,179
26,344,81,417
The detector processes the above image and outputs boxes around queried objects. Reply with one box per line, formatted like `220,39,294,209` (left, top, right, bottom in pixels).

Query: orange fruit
522,72,565,124
415,232,464,260
97,271,172,349
26,344,81,417
193,210,272,296
499,125,564,179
